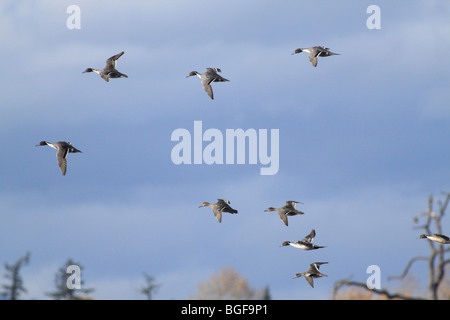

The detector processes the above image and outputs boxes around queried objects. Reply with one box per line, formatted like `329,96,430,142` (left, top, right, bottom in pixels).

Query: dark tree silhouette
1,252,30,300
261,286,272,300
139,273,161,300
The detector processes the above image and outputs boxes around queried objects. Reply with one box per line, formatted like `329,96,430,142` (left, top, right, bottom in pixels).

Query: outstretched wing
278,211,288,226
302,229,316,243
56,147,69,175
212,208,222,223
201,78,214,99
308,53,318,67
304,275,314,288
311,262,328,271
105,51,125,70
100,73,110,82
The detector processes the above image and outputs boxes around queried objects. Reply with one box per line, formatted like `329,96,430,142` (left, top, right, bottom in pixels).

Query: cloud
1,1,449,301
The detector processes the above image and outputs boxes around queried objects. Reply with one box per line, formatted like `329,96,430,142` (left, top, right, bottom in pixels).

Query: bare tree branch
388,256,429,280
334,192,450,300
332,279,424,300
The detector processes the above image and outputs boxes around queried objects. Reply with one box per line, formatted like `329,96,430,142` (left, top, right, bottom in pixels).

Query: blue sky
0,0,449,299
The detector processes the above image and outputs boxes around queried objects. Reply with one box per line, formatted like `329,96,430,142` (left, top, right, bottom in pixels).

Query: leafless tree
1,252,30,300
190,266,269,300
140,273,161,300
333,192,450,300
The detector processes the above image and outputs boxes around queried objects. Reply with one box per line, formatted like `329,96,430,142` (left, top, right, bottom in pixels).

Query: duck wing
201,78,214,99
100,72,110,82
56,146,69,175
304,275,315,288
212,208,222,223
105,51,125,71
302,229,316,243
308,53,318,67
278,211,289,226
310,262,328,271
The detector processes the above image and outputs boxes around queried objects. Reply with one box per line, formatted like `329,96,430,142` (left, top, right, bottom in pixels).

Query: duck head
199,202,210,208
186,71,198,78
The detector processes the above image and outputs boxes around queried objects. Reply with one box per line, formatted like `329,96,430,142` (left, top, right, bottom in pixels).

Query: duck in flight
292,46,339,67
293,262,328,288
281,229,326,250
419,233,450,244
199,199,238,223
186,68,229,100
265,201,304,226
83,51,128,82
36,141,82,176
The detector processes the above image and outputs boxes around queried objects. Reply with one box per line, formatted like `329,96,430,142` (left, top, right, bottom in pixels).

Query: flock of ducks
36,46,339,175
184,45,339,100
36,46,449,289
198,198,450,288
199,199,328,288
